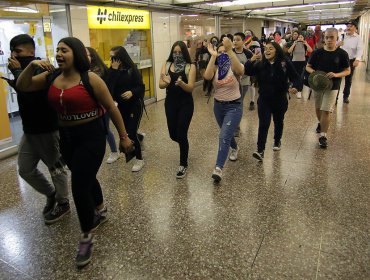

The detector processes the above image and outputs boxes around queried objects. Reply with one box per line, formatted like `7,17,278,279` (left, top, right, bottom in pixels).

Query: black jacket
106,67,145,109
9,62,58,134
244,57,301,98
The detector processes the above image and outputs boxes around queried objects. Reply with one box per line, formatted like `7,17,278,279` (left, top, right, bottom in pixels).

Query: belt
215,99,241,105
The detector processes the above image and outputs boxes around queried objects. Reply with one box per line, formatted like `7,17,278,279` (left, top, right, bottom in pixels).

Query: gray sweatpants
17,131,69,204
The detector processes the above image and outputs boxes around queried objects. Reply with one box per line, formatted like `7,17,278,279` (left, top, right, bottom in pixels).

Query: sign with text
87,6,150,30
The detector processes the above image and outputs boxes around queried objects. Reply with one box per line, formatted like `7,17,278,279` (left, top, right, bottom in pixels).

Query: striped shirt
213,68,241,102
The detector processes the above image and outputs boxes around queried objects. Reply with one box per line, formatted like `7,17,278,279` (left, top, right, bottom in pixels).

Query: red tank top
48,83,101,122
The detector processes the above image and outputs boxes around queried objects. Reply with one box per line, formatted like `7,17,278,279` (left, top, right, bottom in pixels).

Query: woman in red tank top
16,37,133,268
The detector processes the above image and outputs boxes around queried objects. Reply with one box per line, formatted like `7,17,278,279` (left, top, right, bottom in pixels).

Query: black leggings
59,118,106,233
119,100,144,160
257,97,288,152
165,96,194,167
292,61,306,91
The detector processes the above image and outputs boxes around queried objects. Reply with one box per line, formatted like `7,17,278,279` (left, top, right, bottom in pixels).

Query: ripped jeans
213,100,243,169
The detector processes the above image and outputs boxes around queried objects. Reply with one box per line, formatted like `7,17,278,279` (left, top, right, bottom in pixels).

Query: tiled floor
0,66,369,279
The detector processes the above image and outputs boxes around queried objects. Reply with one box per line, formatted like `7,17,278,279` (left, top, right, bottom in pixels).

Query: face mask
217,53,231,80
173,53,184,64
173,52,186,73
16,56,35,69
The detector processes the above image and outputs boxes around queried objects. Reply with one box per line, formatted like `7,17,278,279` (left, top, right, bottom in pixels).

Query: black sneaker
43,192,56,215
91,206,108,232
44,202,70,225
249,101,255,111
176,166,187,179
273,141,281,151
343,98,350,104
319,136,328,148
253,151,264,161
76,233,93,268
316,123,321,133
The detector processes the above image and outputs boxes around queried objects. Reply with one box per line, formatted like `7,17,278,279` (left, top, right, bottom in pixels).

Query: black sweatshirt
106,67,145,109
244,57,301,98
9,64,58,134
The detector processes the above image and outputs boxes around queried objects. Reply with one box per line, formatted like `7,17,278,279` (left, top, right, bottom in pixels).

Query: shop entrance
0,3,69,155
88,6,155,102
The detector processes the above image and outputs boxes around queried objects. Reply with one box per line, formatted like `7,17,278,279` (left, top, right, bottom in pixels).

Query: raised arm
223,38,244,76
16,60,53,92
203,43,217,81
244,53,262,76
287,41,296,54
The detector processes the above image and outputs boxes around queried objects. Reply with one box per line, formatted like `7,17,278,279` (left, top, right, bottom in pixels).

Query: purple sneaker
76,233,93,268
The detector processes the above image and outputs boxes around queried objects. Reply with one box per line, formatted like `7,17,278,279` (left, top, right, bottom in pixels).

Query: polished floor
0,66,369,280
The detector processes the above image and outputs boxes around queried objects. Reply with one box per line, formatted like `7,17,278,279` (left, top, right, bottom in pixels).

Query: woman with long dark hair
107,46,145,172
203,37,244,183
159,41,196,178
16,37,133,267
86,47,120,164
244,41,300,161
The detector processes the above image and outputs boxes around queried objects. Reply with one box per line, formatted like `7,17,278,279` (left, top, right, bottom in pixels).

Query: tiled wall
69,5,90,47
151,12,181,101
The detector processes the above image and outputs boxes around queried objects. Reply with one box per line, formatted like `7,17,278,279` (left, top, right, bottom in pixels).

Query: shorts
314,89,338,112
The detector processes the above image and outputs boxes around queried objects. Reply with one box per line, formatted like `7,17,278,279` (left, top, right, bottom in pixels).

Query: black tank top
166,64,191,99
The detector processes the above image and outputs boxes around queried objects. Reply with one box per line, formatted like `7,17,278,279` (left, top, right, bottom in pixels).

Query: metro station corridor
0,66,369,279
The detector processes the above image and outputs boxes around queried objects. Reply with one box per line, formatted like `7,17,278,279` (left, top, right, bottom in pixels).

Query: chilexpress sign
87,6,150,29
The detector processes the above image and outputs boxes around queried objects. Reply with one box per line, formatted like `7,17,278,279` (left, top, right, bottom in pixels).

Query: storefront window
87,6,154,101
179,15,216,81
180,14,216,39
0,3,69,153
220,17,244,35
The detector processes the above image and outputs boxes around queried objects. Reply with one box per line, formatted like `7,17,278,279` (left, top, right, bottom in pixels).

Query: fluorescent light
210,0,354,9
209,0,286,7
3,7,38,13
266,13,286,17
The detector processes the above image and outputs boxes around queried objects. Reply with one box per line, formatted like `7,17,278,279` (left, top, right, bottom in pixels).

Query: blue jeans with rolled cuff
213,99,243,169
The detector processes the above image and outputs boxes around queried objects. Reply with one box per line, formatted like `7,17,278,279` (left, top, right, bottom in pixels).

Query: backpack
46,69,108,132
165,62,191,81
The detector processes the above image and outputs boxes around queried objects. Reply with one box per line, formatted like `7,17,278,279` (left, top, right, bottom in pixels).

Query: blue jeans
213,100,243,169
104,113,118,153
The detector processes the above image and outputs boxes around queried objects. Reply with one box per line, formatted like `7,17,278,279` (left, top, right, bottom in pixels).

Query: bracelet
119,133,128,140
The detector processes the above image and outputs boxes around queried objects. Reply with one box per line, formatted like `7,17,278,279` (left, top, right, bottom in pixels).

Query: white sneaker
106,152,121,164
132,159,145,172
229,147,238,161
296,91,302,99
212,167,222,182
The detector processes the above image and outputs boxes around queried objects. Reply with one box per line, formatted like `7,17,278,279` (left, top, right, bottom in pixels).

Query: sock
320,132,327,137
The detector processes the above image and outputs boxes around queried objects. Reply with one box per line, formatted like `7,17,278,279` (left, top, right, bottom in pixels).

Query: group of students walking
5,21,360,267
7,34,145,268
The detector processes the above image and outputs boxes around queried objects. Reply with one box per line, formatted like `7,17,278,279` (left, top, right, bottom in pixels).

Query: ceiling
0,0,369,24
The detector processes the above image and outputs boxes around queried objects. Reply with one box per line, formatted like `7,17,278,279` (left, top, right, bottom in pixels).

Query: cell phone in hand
254,48,261,55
